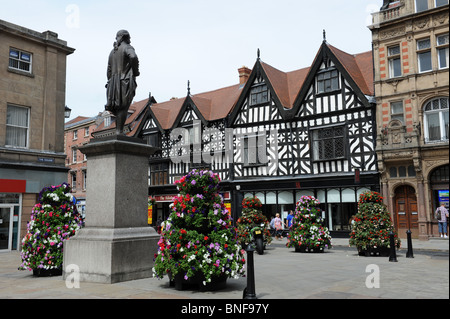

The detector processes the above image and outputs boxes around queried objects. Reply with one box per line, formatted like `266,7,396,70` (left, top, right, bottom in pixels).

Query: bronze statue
105,30,140,135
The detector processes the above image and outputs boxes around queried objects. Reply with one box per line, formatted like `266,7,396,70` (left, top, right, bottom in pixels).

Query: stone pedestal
63,136,159,283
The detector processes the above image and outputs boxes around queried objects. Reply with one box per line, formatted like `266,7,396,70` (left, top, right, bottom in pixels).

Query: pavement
0,237,448,300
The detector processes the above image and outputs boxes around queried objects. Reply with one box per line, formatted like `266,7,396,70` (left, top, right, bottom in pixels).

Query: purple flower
191,180,196,185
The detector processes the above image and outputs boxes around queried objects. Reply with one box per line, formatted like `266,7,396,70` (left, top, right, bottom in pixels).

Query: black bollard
243,245,257,299
389,231,398,262
406,229,414,258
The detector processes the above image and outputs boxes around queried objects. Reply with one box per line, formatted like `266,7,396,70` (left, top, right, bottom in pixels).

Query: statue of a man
105,30,140,135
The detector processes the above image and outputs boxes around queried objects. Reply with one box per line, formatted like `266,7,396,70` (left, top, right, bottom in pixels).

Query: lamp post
64,105,72,119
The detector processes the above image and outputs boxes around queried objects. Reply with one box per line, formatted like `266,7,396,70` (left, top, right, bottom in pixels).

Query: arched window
423,97,449,143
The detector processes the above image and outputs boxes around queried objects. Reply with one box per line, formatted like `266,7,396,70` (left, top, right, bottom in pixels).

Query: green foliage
236,197,272,246
287,196,332,251
18,183,84,271
152,170,245,285
349,191,401,250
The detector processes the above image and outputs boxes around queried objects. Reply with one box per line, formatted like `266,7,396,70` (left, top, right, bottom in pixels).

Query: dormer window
249,84,269,106
317,69,339,94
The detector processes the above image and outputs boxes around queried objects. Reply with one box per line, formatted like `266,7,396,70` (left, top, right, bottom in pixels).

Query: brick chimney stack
238,66,252,85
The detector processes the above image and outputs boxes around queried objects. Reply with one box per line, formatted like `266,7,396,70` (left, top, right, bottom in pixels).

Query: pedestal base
63,227,159,284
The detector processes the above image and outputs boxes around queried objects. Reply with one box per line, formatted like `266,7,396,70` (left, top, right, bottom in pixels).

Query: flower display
350,191,401,252
18,183,84,273
153,169,245,287
236,197,272,247
286,195,332,252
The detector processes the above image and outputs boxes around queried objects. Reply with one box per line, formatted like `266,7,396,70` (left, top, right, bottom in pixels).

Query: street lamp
64,105,72,119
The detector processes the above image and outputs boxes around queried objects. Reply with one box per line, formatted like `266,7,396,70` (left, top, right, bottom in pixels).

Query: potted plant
236,196,272,250
286,195,332,253
18,183,84,276
349,191,401,256
152,169,246,291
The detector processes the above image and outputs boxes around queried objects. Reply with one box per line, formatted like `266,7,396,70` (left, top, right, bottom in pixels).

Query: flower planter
357,246,390,257
33,268,62,277
168,272,228,292
294,245,324,253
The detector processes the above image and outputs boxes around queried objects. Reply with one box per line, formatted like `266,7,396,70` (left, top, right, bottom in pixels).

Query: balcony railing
371,2,404,27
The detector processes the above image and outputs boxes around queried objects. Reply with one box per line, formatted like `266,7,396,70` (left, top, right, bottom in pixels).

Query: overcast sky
1,0,381,121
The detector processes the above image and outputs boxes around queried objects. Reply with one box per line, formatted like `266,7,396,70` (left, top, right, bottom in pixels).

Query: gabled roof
328,44,374,96
92,98,149,137
261,62,310,110
140,41,374,132
149,84,242,131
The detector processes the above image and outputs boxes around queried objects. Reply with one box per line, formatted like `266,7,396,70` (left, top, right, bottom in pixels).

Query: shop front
237,174,379,238
0,193,22,251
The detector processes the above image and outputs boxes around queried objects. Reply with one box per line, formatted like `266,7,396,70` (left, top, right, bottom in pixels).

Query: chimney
238,66,252,85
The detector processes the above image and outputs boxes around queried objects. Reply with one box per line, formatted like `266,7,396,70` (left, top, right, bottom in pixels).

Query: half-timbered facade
138,40,379,237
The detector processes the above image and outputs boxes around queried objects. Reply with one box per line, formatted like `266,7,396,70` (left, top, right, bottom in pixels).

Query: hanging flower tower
286,195,332,253
152,169,246,290
349,191,401,256
236,196,272,247
18,183,85,276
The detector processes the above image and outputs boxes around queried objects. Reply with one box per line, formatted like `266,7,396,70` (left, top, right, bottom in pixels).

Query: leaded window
317,69,339,93
312,126,346,161
249,84,269,106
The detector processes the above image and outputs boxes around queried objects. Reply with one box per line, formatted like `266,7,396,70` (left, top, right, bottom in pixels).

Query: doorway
0,206,13,251
394,185,418,238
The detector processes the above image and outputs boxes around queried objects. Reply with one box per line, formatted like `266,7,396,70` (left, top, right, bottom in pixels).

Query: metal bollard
389,231,398,262
243,245,257,299
406,229,414,258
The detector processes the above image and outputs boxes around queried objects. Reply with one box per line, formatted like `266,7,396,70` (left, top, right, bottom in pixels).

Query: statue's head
116,30,131,45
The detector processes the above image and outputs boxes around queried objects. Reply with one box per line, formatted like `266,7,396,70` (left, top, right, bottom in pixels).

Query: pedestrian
269,216,275,236
274,213,283,240
435,203,449,238
286,210,294,229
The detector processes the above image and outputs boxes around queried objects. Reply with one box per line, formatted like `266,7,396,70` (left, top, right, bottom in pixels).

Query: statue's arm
127,46,140,77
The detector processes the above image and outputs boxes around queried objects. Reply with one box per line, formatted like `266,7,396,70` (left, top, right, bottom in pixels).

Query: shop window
424,97,449,143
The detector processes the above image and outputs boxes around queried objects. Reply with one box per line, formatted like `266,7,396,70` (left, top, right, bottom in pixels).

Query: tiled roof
98,42,374,133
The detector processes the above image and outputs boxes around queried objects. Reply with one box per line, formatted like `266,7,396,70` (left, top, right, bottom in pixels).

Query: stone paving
0,238,448,299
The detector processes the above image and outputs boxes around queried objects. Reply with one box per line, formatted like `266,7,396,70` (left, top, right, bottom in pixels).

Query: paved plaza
0,238,448,300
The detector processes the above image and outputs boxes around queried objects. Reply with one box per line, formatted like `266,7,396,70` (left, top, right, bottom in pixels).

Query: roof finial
187,80,191,96
257,48,260,60
323,29,326,42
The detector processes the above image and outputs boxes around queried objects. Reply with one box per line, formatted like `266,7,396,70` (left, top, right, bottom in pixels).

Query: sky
1,0,381,121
